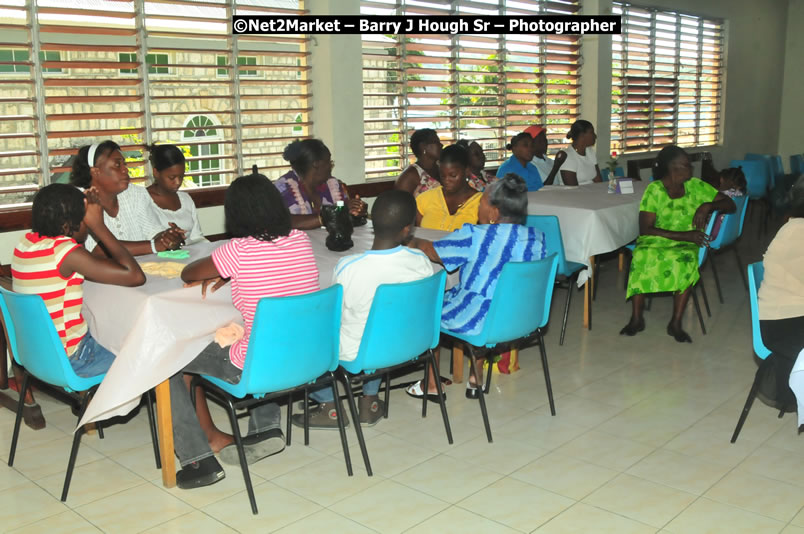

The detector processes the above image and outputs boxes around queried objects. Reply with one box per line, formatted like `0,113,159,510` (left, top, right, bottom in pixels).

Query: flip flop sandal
405,380,446,403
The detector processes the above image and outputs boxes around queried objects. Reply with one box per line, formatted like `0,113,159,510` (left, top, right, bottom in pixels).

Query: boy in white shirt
293,190,434,429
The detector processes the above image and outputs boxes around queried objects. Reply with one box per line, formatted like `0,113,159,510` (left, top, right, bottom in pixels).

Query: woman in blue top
496,133,544,191
406,173,547,399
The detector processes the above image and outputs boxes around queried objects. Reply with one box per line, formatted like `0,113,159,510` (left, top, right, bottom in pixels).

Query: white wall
778,0,804,167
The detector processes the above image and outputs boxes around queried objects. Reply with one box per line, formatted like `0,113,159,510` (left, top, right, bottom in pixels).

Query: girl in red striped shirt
12,184,145,377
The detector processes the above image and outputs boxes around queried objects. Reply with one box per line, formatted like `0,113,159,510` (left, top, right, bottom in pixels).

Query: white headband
87,143,99,167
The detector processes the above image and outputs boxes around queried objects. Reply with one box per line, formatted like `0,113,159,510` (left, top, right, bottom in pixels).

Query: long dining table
527,180,648,328
79,225,447,488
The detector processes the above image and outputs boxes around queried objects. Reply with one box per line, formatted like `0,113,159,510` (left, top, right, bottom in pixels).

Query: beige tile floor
1,216,800,533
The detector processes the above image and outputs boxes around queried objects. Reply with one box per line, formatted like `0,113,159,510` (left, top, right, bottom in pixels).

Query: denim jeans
170,342,280,467
68,332,116,378
309,376,382,403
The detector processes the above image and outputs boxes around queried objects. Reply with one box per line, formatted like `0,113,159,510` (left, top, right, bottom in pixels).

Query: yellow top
416,186,481,232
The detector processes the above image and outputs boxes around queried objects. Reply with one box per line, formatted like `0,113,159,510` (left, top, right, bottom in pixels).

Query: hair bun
282,140,301,162
501,173,527,194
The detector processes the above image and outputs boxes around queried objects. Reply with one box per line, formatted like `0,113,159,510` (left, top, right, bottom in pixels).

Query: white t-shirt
147,190,205,244
561,145,598,185
531,155,560,185
758,218,804,321
83,184,162,252
334,246,434,361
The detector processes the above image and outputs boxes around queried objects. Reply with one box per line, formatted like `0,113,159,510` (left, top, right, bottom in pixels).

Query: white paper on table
618,181,634,194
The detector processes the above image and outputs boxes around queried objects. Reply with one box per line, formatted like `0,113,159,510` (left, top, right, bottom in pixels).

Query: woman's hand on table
184,276,229,298
692,202,713,230
153,224,186,252
347,196,368,217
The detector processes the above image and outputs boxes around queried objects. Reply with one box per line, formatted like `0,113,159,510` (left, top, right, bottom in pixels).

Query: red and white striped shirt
212,230,320,369
11,233,88,356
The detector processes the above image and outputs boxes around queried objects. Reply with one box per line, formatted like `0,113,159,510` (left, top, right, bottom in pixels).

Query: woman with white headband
70,140,185,255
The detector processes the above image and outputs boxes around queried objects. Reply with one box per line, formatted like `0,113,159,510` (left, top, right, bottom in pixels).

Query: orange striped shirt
11,233,87,356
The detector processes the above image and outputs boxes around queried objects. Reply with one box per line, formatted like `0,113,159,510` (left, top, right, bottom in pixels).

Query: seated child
11,183,145,377
710,167,747,239
172,172,320,489
293,189,434,429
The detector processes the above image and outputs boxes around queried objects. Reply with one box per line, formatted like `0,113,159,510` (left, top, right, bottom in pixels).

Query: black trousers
756,316,804,411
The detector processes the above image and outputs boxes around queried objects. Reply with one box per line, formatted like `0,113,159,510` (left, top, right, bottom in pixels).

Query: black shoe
219,428,286,466
176,456,225,489
619,319,645,336
666,324,692,343
465,382,488,400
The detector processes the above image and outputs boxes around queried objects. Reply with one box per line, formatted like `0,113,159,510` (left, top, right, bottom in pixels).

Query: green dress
626,177,718,299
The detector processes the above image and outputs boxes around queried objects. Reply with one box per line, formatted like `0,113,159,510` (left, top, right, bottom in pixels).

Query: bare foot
208,431,234,453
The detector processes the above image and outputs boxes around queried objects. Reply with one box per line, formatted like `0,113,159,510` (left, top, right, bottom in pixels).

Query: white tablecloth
79,225,447,426
527,181,648,285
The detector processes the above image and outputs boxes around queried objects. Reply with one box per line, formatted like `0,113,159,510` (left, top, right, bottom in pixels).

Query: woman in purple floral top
276,139,367,230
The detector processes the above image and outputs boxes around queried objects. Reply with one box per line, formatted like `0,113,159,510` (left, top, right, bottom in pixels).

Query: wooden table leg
452,343,464,384
583,256,594,329
618,250,625,272
155,379,176,488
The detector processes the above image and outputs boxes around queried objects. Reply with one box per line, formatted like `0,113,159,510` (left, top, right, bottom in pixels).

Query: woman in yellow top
416,144,481,231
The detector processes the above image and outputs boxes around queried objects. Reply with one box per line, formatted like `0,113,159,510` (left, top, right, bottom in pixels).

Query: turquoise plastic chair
791,154,803,175
0,288,160,502
730,262,773,443
731,159,770,237
706,195,749,303
339,271,450,475
731,159,768,200
525,215,588,345
745,153,779,190
441,254,559,442
191,285,346,514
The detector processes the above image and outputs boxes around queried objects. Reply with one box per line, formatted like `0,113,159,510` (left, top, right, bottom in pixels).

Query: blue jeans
170,342,280,467
69,332,116,378
309,376,382,403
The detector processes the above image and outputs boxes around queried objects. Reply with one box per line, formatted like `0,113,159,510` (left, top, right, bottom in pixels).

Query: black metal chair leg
303,389,310,446
699,277,712,318
587,274,593,331
691,287,706,335
144,389,161,469
710,255,724,304
225,397,257,514
428,350,453,444
559,276,574,346
734,248,748,290
62,389,93,502
538,331,556,416
422,355,431,418
330,378,353,476
8,372,30,466
286,393,292,446
341,373,371,476
467,346,492,443
731,366,763,443
383,372,390,419
485,354,493,394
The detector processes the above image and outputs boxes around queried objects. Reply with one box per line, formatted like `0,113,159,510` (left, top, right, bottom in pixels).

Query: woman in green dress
621,145,735,342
